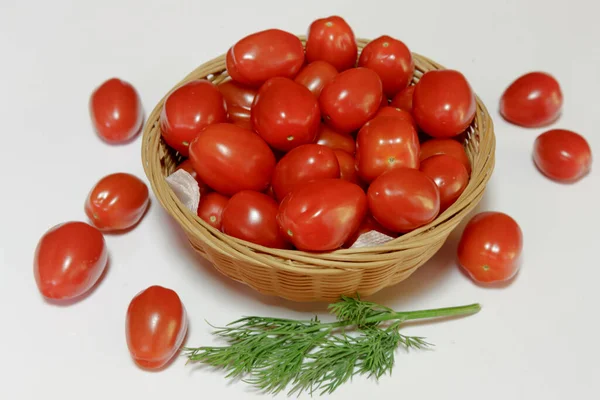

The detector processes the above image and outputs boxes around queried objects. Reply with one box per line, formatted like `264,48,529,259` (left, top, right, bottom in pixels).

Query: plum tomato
189,123,276,196
457,212,523,284
355,116,420,183
316,123,356,155
367,168,440,233
89,78,143,144
126,285,188,370
218,80,256,128
499,72,563,128
197,192,229,230
85,173,149,231
175,159,212,196
159,79,227,156
333,149,361,185
294,60,338,97
305,16,357,72
412,70,476,138
226,29,305,87
419,155,469,212
34,221,108,301
343,214,396,248
278,179,367,251
319,67,383,134
533,129,592,183
375,106,417,129
358,35,414,98
390,85,415,112
222,191,289,248
420,138,472,175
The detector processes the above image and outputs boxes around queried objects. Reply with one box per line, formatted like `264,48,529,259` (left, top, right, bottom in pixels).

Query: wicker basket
141,36,495,302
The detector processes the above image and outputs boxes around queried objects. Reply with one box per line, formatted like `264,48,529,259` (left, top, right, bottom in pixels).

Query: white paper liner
350,230,396,248
165,169,201,214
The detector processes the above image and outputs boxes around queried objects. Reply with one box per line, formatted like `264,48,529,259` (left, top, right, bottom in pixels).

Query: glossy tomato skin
320,67,383,134
218,80,256,129
419,155,469,212
375,106,417,128
413,70,476,138
358,35,414,98
34,221,108,300
175,159,212,196
278,179,367,251
316,123,355,155
222,191,289,248
197,192,229,229
420,138,471,175
160,79,227,156
368,168,440,233
226,29,305,87
333,149,361,185
305,16,357,72
189,123,276,196
126,285,188,369
356,116,420,183
90,78,143,144
499,72,562,128
390,85,415,112
457,212,523,283
533,129,592,183
294,61,338,97
85,173,149,231
252,77,321,152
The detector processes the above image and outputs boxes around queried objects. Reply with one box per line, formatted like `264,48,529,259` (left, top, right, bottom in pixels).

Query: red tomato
412,70,476,138
358,35,414,98
533,129,592,183
419,155,469,212
320,67,383,134
294,61,338,97
126,285,188,369
499,72,563,128
197,192,229,229
89,78,143,144
175,159,212,196
343,214,396,248
160,79,227,156
355,116,420,183
420,138,472,175
227,108,253,130
390,85,415,112
34,221,108,300
305,16,357,72
278,179,367,251
251,77,321,152
189,123,275,196
375,107,417,128
218,79,256,110
367,168,440,233
333,149,361,185
458,212,523,283
226,29,305,87
316,123,355,155
222,191,289,248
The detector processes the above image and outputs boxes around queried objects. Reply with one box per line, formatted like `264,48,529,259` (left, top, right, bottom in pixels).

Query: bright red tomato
458,212,523,283
278,179,367,251
189,123,276,196
355,116,420,183
89,78,143,144
218,79,256,129
390,85,415,112
420,138,472,175
251,77,320,152
499,72,563,128
305,16,357,72
320,67,383,134
159,79,227,156
333,149,361,185
226,29,305,87
126,285,188,369
197,192,229,230
34,221,108,300
175,159,212,196
419,155,469,212
412,70,476,138
343,214,396,248
294,61,338,97
367,168,440,233
358,35,414,98
375,107,417,128
533,129,592,183
316,123,355,155
222,191,289,248
272,144,340,201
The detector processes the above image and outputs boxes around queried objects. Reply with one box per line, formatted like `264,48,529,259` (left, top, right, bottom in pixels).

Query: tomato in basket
420,138,472,175
390,85,415,112
316,124,356,155
197,192,229,230
419,155,469,212
218,80,256,129
533,129,592,183
294,60,338,98
374,107,417,129
333,149,361,185
306,15,357,72
175,159,212,196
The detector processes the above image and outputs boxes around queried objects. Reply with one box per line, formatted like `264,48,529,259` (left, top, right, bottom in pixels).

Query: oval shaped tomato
272,144,340,201
457,212,523,283
533,129,592,183
160,79,227,156
375,106,417,128
419,155,469,212
251,77,321,152
320,67,383,134
358,35,414,98
175,159,213,196
316,123,355,155
499,72,562,128
218,80,256,129
34,221,108,300
197,192,229,229
333,149,361,185
420,138,472,175
294,60,338,97
189,123,276,196
368,168,440,233
412,70,476,138
126,285,188,369
343,214,396,248
278,179,367,251
356,116,420,183
226,29,305,87
390,85,415,112
90,78,144,144
305,16,357,72
222,191,289,248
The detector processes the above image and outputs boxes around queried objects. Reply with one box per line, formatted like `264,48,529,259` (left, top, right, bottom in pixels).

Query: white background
1,0,599,398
